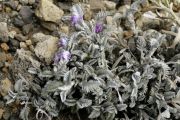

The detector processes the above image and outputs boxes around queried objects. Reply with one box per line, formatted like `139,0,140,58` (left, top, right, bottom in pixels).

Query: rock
29,45,34,51
84,4,92,21
89,0,105,10
28,0,35,5
20,42,27,49
136,13,160,29
25,39,32,46
41,22,57,31
34,33,58,64
8,31,17,39
11,11,19,18
19,0,29,5
0,108,4,119
15,34,27,41
13,17,25,27
22,23,33,35
1,43,9,51
58,2,71,11
0,78,12,96
10,39,20,47
61,26,69,34
35,0,64,23
0,52,6,68
106,16,113,25
19,6,33,24
0,22,9,43
5,7,12,13
5,53,13,63
32,32,48,43
104,1,116,10
118,5,130,16
3,108,11,120
4,0,19,10
16,4,22,11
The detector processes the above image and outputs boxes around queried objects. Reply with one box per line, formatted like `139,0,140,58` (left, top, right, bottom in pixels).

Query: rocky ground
0,0,180,120
1,1,117,119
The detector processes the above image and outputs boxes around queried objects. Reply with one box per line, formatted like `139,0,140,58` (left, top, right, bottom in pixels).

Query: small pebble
104,1,116,10
8,31,17,39
5,7,12,13
84,4,92,21
15,34,27,42
61,26,69,34
25,39,32,46
1,43,9,51
28,0,35,5
16,4,22,11
29,45,34,51
0,78,12,96
10,39,20,47
19,0,29,5
20,42,27,48
106,16,113,25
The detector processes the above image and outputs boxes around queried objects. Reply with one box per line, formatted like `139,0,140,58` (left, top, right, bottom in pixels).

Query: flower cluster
95,23,103,33
54,51,71,63
58,37,68,47
70,4,84,26
54,36,70,63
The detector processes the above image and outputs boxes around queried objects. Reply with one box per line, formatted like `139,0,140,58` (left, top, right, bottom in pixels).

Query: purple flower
58,37,68,47
71,15,83,26
95,23,103,33
54,51,71,63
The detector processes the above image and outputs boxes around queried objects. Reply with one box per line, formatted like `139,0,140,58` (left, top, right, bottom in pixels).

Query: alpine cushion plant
5,1,180,120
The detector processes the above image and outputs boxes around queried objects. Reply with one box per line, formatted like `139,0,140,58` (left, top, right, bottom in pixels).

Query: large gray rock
33,33,58,64
35,0,64,23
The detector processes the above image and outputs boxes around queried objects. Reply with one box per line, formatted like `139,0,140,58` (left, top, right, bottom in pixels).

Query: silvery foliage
5,2,180,120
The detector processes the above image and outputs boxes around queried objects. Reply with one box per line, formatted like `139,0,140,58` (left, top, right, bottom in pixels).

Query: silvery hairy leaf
116,104,127,111
64,99,77,106
81,80,103,95
105,113,116,120
107,79,121,88
71,4,83,17
71,50,88,60
43,81,63,92
28,67,38,74
38,70,53,78
30,82,41,94
20,106,30,120
58,81,75,91
164,92,175,100
84,64,95,75
132,71,141,83
88,110,101,119
161,108,171,118
63,71,71,83
14,79,29,93
60,91,69,102
104,105,117,114
77,98,92,108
